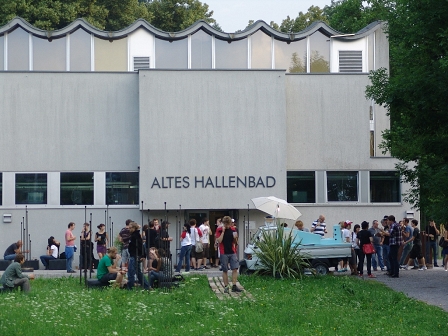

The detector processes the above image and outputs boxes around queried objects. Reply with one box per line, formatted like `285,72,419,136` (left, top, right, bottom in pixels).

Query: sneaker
411,266,419,270
381,268,386,271
368,274,376,278
402,266,409,270
418,267,427,271
204,266,211,269
224,286,229,294
181,271,190,275
434,264,439,267
197,268,204,271
232,285,243,293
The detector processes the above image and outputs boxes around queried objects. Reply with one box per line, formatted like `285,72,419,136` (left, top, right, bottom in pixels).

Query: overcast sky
204,0,332,32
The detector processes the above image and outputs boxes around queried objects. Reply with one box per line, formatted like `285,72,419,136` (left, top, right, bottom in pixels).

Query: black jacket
128,230,145,259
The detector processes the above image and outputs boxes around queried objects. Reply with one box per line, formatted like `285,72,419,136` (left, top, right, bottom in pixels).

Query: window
191,30,212,69
70,29,91,71
327,171,358,202
7,28,29,71
15,173,47,204
215,38,248,69
287,171,315,203
310,32,330,73
274,39,307,73
251,31,271,69
106,172,139,205
60,173,94,205
370,171,400,202
33,35,66,71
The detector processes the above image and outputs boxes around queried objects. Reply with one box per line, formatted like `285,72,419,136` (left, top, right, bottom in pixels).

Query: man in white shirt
199,218,212,269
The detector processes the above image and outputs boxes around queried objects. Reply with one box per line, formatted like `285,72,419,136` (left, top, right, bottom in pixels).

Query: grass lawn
0,274,447,335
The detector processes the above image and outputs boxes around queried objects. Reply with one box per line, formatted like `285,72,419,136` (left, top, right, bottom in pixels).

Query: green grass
1,275,447,335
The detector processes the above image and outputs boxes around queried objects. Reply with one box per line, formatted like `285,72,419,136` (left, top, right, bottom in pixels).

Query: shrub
253,222,309,279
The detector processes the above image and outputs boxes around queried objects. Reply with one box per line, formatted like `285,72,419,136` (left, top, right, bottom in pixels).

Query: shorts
219,253,239,272
121,248,129,265
99,272,117,284
192,245,204,259
409,244,423,260
202,243,210,259
97,244,107,255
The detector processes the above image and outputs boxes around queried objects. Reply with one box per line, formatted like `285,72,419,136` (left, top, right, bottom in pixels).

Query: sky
204,0,332,32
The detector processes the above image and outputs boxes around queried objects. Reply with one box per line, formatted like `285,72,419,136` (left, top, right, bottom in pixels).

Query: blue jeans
65,246,75,272
149,270,162,288
372,244,384,269
127,257,149,290
426,241,438,265
175,245,192,273
382,245,390,270
4,254,16,261
40,255,56,268
399,243,413,265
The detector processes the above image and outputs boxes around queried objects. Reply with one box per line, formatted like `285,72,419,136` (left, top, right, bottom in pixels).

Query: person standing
311,215,327,237
159,221,173,258
357,221,375,278
399,218,413,268
441,224,448,271
423,219,440,267
95,224,108,260
0,254,34,293
199,218,212,269
80,223,93,271
381,216,391,273
40,237,59,270
127,222,149,290
118,219,132,268
369,220,385,271
213,218,223,268
351,224,361,275
189,219,203,270
175,222,192,274
388,215,403,278
65,222,76,273
216,216,242,293
403,219,427,271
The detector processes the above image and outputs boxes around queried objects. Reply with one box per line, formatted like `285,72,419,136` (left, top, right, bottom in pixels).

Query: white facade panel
128,28,154,71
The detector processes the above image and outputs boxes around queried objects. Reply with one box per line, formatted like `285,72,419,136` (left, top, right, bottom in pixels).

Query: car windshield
250,227,277,244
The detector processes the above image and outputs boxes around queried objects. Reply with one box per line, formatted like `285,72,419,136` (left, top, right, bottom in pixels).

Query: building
0,17,416,266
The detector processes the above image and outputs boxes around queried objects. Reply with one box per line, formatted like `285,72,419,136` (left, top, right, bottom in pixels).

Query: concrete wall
0,72,139,172
139,70,287,210
285,73,397,170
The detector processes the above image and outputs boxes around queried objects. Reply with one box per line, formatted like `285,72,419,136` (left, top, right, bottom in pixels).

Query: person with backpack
189,219,203,270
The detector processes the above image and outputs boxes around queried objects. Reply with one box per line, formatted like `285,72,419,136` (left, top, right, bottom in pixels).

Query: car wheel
313,263,328,275
239,264,252,275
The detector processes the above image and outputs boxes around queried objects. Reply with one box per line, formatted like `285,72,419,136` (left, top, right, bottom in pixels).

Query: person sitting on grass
40,236,60,270
149,248,165,289
0,254,34,293
97,246,126,288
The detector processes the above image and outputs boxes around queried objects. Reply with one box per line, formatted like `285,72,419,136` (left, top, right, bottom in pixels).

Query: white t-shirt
50,244,58,258
199,224,210,244
341,228,351,243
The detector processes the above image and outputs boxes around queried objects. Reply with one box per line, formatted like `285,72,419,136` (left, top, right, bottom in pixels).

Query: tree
146,0,215,32
324,0,389,33
279,6,328,33
366,0,448,221
289,52,306,73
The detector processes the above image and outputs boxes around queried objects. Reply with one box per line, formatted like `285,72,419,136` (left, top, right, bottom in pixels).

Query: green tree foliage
0,0,216,32
146,0,215,32
366,0,448,221
279,6,328,33
324,0,389,33
289,52,306,73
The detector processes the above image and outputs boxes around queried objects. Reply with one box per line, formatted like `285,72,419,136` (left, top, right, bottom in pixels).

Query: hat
361,221,369,226
383,215,388,219
344,220,353,226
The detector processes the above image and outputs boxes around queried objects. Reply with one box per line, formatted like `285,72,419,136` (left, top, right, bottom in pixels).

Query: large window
60,173,94,205
155,38,188,69
215,38,247,69
327,171,358,202
370,171,401,202
15,173,47,204
191,30,212,69
8,28,29,71
274,39,307,73
287,171,315,203
106,172,139,205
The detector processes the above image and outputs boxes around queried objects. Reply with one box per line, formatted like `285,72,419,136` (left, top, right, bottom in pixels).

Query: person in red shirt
215,216,242,293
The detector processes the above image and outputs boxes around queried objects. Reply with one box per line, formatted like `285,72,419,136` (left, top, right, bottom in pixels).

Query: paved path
371,266,448,312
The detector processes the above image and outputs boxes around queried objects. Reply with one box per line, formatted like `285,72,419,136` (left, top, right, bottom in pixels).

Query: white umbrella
251,196,302,220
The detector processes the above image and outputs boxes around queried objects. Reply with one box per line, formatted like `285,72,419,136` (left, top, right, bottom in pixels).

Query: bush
253,222,309,279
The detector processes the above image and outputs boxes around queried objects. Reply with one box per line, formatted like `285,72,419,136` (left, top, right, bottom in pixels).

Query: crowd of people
295,214,448,278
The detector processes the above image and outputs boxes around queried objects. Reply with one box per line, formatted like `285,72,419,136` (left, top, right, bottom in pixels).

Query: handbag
362,243,376,255
195,229,203,253
439,236,448,249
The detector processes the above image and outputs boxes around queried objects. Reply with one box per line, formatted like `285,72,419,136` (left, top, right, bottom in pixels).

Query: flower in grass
112,332,118,335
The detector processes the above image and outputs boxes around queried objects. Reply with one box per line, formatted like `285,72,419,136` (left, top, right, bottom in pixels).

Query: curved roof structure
0,16,384,42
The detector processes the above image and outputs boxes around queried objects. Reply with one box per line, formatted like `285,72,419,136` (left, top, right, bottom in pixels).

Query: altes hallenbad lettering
150,176,276,189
